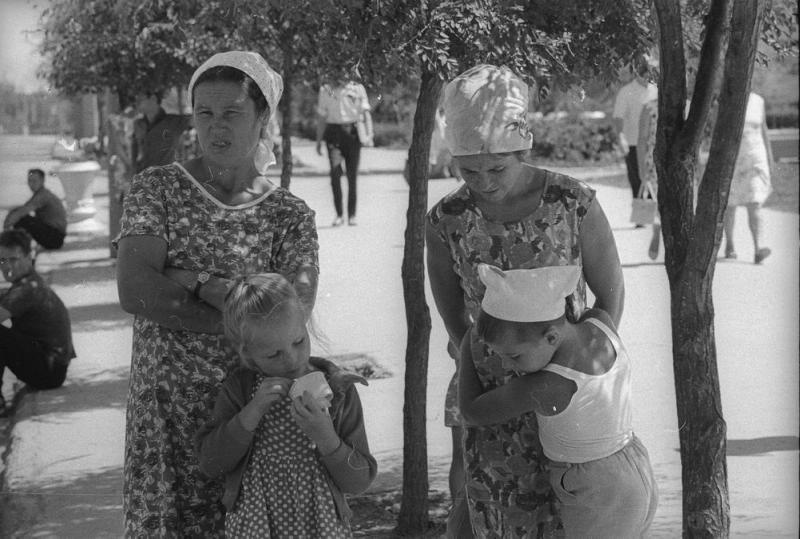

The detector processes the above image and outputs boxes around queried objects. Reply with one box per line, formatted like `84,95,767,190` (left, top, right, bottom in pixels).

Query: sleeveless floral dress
427,168,595,537
225,375,351,538
115,164,318,537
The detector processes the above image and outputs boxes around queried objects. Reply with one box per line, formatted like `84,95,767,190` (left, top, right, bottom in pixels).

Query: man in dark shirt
3,168,67,249
132,89,192,173
0,230,74,411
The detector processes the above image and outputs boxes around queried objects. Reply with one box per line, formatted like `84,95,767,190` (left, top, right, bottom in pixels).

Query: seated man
0,230,74,412
3,168,67,250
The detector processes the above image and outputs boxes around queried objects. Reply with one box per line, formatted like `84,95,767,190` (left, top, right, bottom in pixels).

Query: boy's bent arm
319,385,377,494
458,331,553,425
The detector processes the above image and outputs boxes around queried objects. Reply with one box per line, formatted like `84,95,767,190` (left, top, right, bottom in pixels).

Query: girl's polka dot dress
225,376,351,538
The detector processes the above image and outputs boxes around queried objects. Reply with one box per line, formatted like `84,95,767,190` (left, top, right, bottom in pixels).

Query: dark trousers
624,147,643,198
0,326,68,389
324,123,361,218
15,215,66,249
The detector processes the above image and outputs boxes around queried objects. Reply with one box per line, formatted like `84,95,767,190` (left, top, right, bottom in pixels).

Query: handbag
629,181,658,226
356,115,373,147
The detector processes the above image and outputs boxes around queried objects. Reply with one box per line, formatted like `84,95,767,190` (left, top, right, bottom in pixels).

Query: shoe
348,216,357,226
331,217,344,227
754,247,771,264
724,248,737,260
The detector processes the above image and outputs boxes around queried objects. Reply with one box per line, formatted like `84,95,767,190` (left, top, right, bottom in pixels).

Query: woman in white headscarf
114,51,319,537
426,65,624,537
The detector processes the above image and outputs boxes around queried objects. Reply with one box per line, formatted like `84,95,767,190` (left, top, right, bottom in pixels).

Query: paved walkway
0,135,797,537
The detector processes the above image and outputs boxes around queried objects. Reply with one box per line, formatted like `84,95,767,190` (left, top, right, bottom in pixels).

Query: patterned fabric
225,376,351,538
427,168,595,536
117,164,319,537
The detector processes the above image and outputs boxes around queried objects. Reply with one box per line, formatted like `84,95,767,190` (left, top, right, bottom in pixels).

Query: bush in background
530,116,623,163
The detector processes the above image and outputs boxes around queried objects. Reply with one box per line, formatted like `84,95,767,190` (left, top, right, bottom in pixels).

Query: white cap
478,264,581,322
443,64,533,156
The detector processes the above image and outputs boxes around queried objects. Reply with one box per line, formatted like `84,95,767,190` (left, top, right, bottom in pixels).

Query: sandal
754,247,771,265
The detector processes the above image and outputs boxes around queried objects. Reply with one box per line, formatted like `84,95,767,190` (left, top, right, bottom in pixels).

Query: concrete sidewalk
1,135,797,537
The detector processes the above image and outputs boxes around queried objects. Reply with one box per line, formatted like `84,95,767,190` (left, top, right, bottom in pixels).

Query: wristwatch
193,271,211,298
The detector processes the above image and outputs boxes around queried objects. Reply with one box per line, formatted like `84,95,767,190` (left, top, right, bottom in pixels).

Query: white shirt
613,80,658,145
317,82,370,124
537,318,634,464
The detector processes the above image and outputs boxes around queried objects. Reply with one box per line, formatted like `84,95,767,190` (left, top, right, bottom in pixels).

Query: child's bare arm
458,331,563,425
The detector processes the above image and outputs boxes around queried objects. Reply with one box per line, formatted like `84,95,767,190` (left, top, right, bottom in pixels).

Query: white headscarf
443,64,533,156
478,264,581,322
189,51,283,173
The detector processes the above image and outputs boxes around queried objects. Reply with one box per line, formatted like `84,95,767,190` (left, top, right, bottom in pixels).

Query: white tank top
537,318,633,463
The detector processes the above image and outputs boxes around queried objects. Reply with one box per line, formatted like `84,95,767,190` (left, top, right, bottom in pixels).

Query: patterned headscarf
189,51,283,172
443,64,533,156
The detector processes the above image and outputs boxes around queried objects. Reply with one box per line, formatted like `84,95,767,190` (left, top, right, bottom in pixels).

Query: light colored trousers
549,435,658,538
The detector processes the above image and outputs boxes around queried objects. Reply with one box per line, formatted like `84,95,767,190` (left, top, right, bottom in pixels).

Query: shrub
530,116,623,164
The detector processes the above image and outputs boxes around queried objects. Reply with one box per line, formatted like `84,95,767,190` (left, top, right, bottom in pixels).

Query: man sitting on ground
3,168,67,250
0,230,74,413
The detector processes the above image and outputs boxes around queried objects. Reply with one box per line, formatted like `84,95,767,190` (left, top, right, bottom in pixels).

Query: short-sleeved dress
427,168,595,536
115,163,319,537
728,93,772,207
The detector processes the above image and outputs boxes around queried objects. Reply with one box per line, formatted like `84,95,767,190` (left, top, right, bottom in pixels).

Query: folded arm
116,235,224,333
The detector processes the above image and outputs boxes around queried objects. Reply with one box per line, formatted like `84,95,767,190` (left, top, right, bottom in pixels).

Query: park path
0,135,797,537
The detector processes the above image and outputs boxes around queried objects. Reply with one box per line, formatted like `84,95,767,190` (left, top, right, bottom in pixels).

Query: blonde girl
196,273,376,538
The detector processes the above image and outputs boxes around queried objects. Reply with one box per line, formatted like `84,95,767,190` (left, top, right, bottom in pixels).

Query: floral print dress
427,168,594,537
115,164,319,537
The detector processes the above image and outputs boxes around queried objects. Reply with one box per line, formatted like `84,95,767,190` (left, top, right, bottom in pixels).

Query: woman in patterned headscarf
114,51,319,537
426,64,625,537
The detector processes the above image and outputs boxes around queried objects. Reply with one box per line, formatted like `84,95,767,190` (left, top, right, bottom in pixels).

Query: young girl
196,273,377,538
459,263,658,538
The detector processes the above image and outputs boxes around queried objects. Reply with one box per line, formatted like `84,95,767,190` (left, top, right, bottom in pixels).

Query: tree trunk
396,69,443,535
280,47,294,189
654,0,765,536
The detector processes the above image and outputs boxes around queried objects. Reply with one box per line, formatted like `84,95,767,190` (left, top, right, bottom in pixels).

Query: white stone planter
54,161,100,223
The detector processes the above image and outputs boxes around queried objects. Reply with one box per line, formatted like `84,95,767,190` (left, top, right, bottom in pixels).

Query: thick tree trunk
654,0,765,536
397,69,443,535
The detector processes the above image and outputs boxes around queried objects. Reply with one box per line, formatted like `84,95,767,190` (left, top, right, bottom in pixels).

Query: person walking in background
459,264,657,538
0,230,74,414
132,88,192,174
3,168,67,250
723,92,774,264
637,97,663,260
114,51,319,536
426,64,625,537
316,80,374,227
196,273,376,537
613,60,657,222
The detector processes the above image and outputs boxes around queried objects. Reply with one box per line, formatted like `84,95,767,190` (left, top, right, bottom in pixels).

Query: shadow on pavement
42,261,116,287
21,368,128,416
70,303,132,333
1,467,123,538
727,435,799,456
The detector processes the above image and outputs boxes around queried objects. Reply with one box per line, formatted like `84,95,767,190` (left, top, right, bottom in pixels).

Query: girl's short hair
223,273,298,360
191,65,269,117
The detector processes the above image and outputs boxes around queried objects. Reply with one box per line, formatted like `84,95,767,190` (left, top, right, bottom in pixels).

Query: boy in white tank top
459,263,658,538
